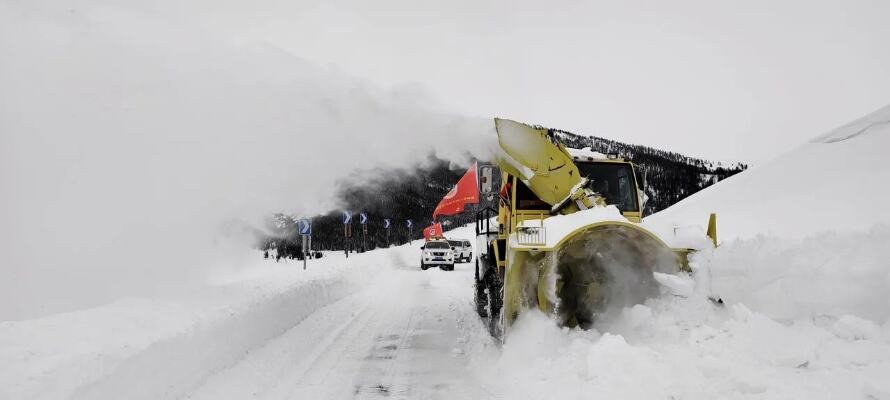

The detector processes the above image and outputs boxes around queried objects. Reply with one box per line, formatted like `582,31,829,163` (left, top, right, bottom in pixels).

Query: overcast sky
169,0,890,163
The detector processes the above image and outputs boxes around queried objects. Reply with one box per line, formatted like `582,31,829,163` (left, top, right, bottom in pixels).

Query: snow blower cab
474,118,714,337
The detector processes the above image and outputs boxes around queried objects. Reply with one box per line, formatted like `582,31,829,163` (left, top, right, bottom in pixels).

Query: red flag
423,222,444,240
433,162,479,221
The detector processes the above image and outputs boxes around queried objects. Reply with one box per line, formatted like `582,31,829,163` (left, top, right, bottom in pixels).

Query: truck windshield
576,162,639,212
448,240,461,247
425,241,450,249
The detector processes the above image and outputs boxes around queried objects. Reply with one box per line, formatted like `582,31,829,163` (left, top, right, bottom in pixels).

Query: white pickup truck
447,239,473,263
420,240,454,271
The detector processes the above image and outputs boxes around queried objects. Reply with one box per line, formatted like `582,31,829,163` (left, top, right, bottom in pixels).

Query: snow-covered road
4,228,889,400
186,245,497,400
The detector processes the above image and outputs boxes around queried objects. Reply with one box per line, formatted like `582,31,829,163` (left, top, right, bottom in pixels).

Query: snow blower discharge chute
473,118,717,336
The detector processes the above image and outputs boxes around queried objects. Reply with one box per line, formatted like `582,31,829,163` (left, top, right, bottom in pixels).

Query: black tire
475,258,488,317
421,263,429,270
484,266,503,336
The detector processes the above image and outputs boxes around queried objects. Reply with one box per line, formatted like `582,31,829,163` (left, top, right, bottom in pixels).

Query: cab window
514,179,550,210
576,162,639,212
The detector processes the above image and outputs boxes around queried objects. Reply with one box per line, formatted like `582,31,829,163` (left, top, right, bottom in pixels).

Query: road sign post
406,219,413,245
298,219,311,270
383,218,391,247
360,212,368,252
342,211,352,258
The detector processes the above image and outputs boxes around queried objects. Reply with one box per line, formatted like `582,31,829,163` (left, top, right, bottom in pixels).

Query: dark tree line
257,129,746,254
552,130,747,215
258,158,495,255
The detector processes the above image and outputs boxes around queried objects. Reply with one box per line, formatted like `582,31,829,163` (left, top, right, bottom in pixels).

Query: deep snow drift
646,103,890,240
647,103,890,324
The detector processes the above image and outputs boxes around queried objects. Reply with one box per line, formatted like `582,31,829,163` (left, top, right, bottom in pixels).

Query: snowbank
646,104,890,241
644,104,890,325
491,299,890,400
697,226,890,323
0,250,395,400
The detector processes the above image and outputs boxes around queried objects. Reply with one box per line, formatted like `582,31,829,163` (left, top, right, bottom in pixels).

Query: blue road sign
298,219,311,235
342,211,352,224
383,219,391,229
406,219,413,228
360,212,368,225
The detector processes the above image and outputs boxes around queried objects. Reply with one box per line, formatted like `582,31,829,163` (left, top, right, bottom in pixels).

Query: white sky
175,0,890,163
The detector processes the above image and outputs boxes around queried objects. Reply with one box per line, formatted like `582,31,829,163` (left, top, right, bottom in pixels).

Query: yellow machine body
487,118,710,332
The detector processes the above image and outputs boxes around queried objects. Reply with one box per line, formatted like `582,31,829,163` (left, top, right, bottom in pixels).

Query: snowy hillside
647,104,890,240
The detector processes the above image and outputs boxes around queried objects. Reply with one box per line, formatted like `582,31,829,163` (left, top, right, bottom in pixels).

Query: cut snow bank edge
647,104,890,241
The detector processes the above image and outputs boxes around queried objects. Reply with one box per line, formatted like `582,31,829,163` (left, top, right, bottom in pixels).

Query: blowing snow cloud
0,2,495,320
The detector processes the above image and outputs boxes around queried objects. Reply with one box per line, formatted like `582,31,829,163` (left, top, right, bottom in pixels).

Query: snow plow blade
503,221,683,329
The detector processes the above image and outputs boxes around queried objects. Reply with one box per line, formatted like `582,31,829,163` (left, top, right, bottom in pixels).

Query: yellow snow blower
473,118,716,335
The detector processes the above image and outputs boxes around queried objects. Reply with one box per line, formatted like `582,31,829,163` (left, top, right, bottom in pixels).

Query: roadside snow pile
491,106,890,399
699,225,890,324
0,250,394,400
646,103,890,241
493,298,890,400
493,229,890,399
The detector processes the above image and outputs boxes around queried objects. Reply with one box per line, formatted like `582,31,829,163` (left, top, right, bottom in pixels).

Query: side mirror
480,165,495,196
420,245,425,250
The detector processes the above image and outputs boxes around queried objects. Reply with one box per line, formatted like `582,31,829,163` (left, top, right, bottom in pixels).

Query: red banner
423,222,444,240
433,162,479,221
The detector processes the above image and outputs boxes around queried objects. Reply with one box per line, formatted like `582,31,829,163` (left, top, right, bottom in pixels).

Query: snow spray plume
546,225,677,328
0,3,495,320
